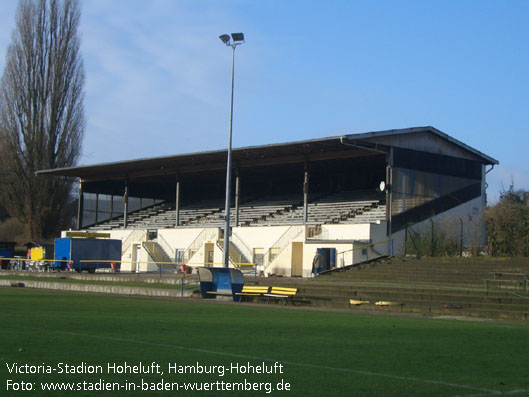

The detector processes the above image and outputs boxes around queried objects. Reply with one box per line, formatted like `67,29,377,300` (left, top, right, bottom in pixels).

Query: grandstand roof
37,126,498,181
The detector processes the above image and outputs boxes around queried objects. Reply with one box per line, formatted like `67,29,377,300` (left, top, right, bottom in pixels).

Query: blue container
54,238,122,273
198,267,244,302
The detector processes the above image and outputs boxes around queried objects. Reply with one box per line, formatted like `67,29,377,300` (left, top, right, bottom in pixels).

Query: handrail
184,228,218,262
263,225,304,271
231,232,253,263
122,229,147,254
156,233,174,261
143,241,171,263
215,240,243,266
337,238,394,255
337,238,394,268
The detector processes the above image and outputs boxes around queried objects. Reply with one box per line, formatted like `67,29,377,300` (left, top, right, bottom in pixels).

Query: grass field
1,288,529,396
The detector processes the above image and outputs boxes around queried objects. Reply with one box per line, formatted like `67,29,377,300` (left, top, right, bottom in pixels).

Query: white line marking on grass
14,326,500,395
453,389,529,397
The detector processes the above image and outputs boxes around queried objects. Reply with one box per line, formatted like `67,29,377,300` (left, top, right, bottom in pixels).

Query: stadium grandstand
38,126,498,277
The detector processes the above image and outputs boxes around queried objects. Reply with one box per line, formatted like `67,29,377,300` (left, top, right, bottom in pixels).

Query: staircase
143,241,176,273
263,225,304,273
216,240,251,265
183,228,218,263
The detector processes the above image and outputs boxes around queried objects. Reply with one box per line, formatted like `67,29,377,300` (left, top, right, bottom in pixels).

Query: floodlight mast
219,33,244,268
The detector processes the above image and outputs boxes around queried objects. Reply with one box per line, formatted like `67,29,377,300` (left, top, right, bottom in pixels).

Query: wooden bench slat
263,287,298,299
268,287,297,294
349,299,370,306
235,286,269,296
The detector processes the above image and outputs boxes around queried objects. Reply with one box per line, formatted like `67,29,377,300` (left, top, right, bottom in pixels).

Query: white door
132,244,141,273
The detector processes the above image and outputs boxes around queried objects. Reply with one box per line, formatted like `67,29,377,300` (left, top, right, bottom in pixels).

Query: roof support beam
175,177,181,227
234,169,240,227
303,161,309,224
123,180,129,229
77,181,83,230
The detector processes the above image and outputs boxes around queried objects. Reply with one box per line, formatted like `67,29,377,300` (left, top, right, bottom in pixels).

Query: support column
234,169,240,227
123,180,129,229
386,148,393,236
110,195,114,219
175,177,180,227
303,162,309,224
94,193,99,225
76,181,84,230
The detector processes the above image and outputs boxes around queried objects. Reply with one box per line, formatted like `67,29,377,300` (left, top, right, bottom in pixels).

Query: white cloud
79,0,242,164
486,164,529,204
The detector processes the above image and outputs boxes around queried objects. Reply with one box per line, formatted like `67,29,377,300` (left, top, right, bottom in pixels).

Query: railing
143,242,169,263
184,228,218,263
305,224,329,240
263,225,304,272
121,229,148,255
156,233,174,261
214,240,249,266
213,242,258,282
215,241,237,265
337,238,394,268
143,241,177,273
231,232,253,263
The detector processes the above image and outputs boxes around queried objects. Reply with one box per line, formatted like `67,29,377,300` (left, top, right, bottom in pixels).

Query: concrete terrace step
254,257,529,320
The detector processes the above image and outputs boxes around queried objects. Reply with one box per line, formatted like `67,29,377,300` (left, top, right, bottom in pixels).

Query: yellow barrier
79,260,256,267
1,258,69,263
0,257,257,275
77,259,259,280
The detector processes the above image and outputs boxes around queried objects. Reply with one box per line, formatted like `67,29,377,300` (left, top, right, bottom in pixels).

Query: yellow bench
263,287,298,305
349,299,370,307
375,301,405,311
235,286,269,302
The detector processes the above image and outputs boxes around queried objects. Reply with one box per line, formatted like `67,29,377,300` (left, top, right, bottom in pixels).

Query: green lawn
1,288,529,396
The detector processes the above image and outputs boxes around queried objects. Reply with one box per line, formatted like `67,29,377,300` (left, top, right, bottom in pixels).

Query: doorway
291,242,303,277
204,243,214,266
316,248,336,271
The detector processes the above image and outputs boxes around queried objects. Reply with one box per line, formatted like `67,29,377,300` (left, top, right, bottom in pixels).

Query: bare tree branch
0,0,85,239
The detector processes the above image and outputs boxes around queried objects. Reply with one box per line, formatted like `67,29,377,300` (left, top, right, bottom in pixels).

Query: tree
484,184,529,257
0,0,84,239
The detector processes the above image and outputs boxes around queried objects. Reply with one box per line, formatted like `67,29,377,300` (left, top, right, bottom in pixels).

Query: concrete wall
260,222,389,277
91,222,392,277
0,279,193,297
233,226,290,253
158,228,206,254
391,196,485,256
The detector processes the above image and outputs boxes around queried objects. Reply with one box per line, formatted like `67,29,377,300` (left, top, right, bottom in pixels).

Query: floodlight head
219,34,231,45
231,32,244,42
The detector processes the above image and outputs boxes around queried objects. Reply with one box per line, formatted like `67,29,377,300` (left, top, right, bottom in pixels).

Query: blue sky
1,0,528,202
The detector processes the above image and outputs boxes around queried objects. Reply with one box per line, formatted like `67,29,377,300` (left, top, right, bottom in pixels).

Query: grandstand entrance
205,243,214,266
291,242,303,277
317,248,336,272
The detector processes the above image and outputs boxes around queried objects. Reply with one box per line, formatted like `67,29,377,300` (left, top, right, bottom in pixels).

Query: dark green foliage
485,184,529,256
406,221,460,257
